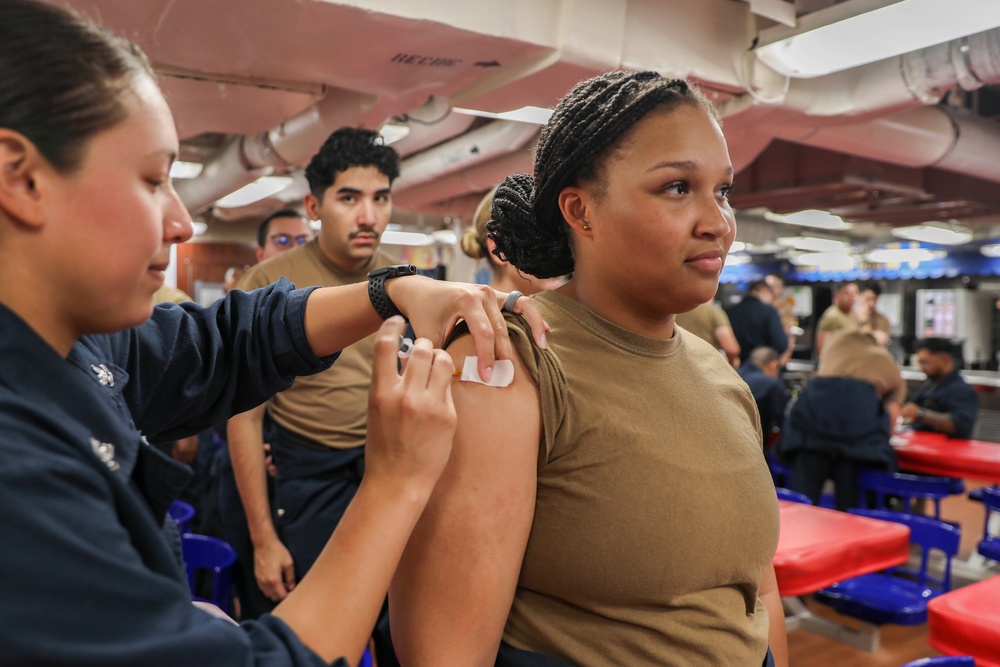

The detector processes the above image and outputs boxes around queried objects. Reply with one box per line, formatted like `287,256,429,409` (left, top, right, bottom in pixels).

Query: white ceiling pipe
392,120,540,193
390,109,478,159
393,142,537,210
723,25,1000,181
175,87,377,214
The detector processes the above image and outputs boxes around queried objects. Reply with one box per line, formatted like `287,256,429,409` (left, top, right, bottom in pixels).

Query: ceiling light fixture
755,0,1000,78
214,176,294,208
765,210,852,230
789,251,856,270
378,122,411,145
981,244,1000,258
890,222,973,245
380,230,434,247
452,105,553,125
777,236,849,252
169,160,203,179
865,248,946,264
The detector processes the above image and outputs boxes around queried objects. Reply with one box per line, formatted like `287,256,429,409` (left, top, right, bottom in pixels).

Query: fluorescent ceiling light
789,251,856,270
380,230,435,247
729,241,746,253
765,210,852,230
379,122,411,145
865,248,946,264
170,160,203,179
777,236,848,252
756,0,1000,78
890,222,973,245
215,176,294,208
725,253,752,266
982,244,1000,258
453,105,553,125
431,229,458,245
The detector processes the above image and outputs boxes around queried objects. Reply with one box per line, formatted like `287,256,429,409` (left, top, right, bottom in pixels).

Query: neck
558,277,677,340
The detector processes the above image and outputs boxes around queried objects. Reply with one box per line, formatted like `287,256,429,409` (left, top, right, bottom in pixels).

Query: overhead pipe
175,87,377,214
392,140,537,210
723,25,1000,182
392,119,540,193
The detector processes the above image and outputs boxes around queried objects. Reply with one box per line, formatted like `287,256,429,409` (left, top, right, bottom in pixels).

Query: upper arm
390,334,541,667
714,326,740,356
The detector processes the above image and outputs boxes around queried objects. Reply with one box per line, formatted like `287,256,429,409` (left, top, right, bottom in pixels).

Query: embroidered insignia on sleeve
90,364,115,387
89,437,121,472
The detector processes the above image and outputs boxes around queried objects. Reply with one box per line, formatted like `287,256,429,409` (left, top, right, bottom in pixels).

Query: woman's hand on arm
273,316,458,666
389,333,541,667
302,277,548,383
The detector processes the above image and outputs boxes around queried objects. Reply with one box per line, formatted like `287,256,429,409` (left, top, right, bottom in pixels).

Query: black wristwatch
916,408,927,420
367,264,417,320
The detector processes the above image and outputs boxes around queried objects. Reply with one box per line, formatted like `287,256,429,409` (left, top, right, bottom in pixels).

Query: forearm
918,408,957,435
273,477,433,666
302,283,384,358
227,406,278,544
760,565,788,667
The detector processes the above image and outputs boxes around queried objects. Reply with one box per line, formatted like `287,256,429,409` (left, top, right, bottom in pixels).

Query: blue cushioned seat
814,509,960,626
776,487,811,504
858,469,964,520
977,485,1000,561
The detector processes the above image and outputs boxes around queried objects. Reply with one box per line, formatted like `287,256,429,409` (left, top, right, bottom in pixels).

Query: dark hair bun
488,173,574,279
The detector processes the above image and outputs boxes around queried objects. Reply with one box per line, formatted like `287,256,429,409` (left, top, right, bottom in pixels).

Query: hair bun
459,226,486,259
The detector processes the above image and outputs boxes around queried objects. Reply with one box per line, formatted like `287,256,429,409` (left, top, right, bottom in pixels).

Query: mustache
348,228,380,241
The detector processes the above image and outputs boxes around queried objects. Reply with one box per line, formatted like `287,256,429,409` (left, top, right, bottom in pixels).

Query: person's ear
0,130,48,229
485,237,508,267
303,193,321,222
558,187,593,237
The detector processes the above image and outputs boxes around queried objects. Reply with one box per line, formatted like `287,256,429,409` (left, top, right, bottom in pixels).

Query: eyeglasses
267,233,312,249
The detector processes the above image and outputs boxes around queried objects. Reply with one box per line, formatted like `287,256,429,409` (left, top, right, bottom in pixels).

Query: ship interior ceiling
50,0,1000,272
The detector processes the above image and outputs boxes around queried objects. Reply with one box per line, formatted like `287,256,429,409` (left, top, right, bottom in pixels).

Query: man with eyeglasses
227,128,402,634
901,337,979,439
255,208,315,262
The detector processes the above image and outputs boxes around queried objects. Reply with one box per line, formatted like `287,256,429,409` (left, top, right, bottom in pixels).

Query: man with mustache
228,128,401,622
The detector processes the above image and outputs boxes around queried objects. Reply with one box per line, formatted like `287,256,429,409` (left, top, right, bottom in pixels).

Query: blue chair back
813,508,961,625
181,533,238,616
858,469,964,520
776,487,811,504
169,500,196,534
359,648,373,667
901,658,975,667
978,485,1000,561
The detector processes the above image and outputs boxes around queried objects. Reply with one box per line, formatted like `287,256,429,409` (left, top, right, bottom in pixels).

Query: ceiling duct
392,119,539,193
175,87,377,214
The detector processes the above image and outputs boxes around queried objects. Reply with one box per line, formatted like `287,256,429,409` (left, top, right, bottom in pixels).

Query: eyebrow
336,186,392,196
646,160,734,177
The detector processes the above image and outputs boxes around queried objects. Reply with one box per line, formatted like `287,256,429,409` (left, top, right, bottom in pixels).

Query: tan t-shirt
674,301,730,349
817,304,857,334
503,291,778,666
817,330,906,405
238,241,396,449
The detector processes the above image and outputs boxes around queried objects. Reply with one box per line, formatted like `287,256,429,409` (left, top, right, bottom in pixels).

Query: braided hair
488,71,715,279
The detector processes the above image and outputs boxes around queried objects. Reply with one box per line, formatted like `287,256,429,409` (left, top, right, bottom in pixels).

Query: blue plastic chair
181,533,237,617
359,648,373,667
776,487,812,504
769,460,789,488
813,508,961,625
858,469,964,520
977,485,1000,561
901,658,975,667
169,500,196,534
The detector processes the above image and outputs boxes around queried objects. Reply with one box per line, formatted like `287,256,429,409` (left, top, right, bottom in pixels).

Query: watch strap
367,264,416,320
